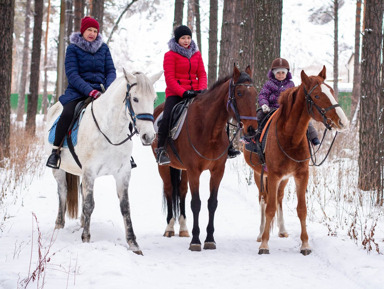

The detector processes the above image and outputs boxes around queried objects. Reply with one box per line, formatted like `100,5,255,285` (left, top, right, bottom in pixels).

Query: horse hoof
258,248,270,255
81,234,90,243
163,231,175,237
55,223,64,229
133,250,143,256
189,244,202,251
300,249,312,256
179,231,190,237
279,232,289,238
203,242,216,250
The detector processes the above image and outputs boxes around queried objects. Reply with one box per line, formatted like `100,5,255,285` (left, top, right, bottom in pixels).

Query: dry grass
0,121,45,231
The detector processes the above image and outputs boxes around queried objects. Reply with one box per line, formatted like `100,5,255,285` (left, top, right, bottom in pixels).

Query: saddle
244,108,278,161
154,98,194,140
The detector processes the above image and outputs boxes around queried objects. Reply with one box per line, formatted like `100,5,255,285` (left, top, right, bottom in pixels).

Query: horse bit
91,82,154,146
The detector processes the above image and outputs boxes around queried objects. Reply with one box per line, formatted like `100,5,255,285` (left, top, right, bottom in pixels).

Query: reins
274,83,340,165
91,82,154,146
185,78,256,161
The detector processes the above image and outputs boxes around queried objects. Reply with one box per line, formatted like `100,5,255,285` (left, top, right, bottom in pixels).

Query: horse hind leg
80,174,95,243
178,170,189,237
115,174,142,255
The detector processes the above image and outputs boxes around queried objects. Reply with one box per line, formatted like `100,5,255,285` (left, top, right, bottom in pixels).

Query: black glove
183,90,198,99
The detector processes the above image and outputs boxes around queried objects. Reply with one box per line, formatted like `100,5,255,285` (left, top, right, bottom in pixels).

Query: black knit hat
174,25,192,43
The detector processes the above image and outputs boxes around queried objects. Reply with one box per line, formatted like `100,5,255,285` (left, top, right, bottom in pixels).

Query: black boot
156,147,170,165
46,149,61,169
130,156,137,169
228,143,241,159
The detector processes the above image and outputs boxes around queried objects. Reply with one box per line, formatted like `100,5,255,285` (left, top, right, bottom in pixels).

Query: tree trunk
253,0,282,93
91,0,104,34
333,0,339,98
218,0,239,78
208,0,218,87
16,0,32,122
173,0,184,29
351,0,362,119
66,0,74,44
358,0,383,193
187,0,195,32
25,0,44,136
42,0,51,116
0,0,15,161
238,0,256,72
55,0,66,103
74,0,84,32
194,0,202,51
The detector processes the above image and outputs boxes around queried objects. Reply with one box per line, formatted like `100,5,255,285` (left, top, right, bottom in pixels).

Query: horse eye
133,97,139,103
315,95,320,99
237,92,242,96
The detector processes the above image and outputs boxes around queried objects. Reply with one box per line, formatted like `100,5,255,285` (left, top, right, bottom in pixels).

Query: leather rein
275,82,339,165
186,78,257,161
91,82,154,146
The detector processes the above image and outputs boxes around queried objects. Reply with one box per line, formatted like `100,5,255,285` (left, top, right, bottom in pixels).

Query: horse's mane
278,85,299,120
106,72,154,98
206,71,253,93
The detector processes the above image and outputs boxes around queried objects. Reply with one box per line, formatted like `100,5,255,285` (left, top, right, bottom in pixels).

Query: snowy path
0,137,383,289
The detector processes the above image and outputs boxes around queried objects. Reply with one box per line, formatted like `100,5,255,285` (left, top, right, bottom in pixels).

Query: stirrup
156,148,170,165
46,152,61,169
130,156,137,169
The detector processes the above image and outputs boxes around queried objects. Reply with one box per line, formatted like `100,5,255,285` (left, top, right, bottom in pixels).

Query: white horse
45,70,162,255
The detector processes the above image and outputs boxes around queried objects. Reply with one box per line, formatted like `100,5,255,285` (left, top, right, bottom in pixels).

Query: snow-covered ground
1,134,383,289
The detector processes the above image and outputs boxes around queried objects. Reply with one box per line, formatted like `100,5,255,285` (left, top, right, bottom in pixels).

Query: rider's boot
227,143,241,159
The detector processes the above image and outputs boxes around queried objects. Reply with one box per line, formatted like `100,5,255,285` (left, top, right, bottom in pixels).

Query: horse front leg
52,169,67,229
81,173,95,243
188,172,202,251
277,179,289,238
115,173,142,255
294,171,311,255
179,170,190,237
259,175,280,254
254,171,267,242
204,166,225,250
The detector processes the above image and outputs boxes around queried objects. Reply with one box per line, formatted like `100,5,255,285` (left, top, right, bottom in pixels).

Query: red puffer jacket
163,39,207,98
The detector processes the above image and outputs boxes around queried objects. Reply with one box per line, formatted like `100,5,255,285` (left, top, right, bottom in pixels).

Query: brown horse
243,66,349,255
152,65,258,251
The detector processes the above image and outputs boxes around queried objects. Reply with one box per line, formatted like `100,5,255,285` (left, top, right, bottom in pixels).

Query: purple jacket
258,70,295,109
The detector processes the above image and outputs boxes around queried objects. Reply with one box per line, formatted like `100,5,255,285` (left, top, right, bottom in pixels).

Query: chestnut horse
243,66,349,255
152,65,258,251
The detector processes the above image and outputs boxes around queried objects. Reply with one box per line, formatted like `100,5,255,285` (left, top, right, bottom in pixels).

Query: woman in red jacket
156,25,207,165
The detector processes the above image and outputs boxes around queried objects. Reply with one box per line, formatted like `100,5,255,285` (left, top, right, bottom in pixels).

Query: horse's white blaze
320,84,350,131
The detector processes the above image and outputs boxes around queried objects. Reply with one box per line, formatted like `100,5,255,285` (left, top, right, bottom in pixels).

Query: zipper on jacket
188,59,193,90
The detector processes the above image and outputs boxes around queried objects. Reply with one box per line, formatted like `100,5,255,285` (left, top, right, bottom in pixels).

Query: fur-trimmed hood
70,32,104,54
167,38,198,59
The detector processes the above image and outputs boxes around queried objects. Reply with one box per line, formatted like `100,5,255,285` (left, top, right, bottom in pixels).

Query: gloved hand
89,89,102,99
183,90,198,99
262,104,270,113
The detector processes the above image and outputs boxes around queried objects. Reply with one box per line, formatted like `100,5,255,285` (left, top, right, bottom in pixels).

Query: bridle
304,83,340,130
91,82,154,146
186,77,257,161
275,82,340,165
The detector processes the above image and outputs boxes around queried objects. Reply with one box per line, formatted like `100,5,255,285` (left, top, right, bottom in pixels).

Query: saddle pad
48,110,85,147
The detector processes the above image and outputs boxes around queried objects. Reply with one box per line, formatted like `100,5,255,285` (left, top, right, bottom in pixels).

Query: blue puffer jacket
59,32,116,105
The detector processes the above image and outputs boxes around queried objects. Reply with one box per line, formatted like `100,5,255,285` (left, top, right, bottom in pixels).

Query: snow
1,134,384,289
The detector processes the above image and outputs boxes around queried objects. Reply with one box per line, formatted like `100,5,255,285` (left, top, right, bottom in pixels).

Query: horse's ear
233,63,240,82
318,65,326,80
301,70,310,89
123,68,136,84
149,70,163,85
245,65,253,78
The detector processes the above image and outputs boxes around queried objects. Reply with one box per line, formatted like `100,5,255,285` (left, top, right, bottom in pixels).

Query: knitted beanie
174,25,192,43
80,16,99,35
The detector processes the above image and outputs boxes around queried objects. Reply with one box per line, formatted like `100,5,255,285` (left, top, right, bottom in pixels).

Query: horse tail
66,173,79,219
170,167,181,218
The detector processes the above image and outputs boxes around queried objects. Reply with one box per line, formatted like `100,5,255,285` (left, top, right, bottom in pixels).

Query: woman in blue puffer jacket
47,16,116,169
